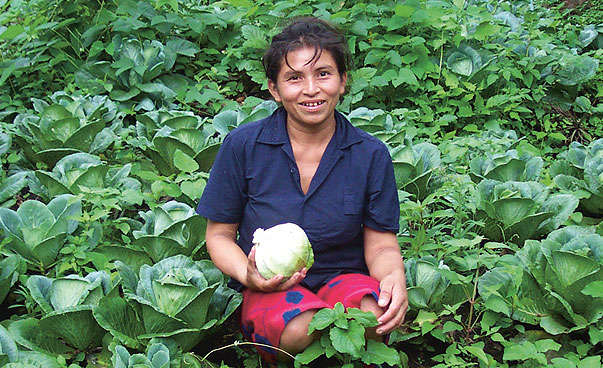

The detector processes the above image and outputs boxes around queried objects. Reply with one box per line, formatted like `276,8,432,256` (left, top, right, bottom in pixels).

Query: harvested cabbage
253,223,314,280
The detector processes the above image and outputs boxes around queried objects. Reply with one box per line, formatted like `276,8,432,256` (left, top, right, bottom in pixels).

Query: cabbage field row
0,0,601,367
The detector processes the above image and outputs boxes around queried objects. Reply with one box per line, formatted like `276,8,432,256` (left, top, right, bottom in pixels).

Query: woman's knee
360,295,384,340
279,310,316,354
360,294,384,318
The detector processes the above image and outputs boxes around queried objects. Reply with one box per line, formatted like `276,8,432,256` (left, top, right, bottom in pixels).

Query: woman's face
268,47,347,131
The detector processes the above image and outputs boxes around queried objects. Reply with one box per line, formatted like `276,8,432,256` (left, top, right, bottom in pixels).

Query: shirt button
290,168,295,173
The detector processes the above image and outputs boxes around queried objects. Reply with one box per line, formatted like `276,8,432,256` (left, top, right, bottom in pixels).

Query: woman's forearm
363,228,405,281
205,220,249,286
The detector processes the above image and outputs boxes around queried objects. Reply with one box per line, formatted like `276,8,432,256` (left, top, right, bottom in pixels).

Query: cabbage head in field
253,223,314,280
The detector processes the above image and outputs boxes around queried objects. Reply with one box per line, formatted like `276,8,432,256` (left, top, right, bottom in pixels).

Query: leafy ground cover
0,0,601,367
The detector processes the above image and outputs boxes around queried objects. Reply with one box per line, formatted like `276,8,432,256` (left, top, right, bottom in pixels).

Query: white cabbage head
253,223,314,280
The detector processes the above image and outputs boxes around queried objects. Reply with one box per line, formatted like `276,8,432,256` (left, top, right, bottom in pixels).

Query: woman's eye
287,75,300,81
319,71,330,77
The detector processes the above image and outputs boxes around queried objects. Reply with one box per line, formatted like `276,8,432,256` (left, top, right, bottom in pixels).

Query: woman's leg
241,286,329,363
317,273,385,340
278,309,317,355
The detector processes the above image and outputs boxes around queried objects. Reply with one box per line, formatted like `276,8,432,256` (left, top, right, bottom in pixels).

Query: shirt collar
257,106,363,150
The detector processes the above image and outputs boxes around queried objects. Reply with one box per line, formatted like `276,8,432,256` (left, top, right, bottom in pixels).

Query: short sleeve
196,134,247,223
363,145,400,233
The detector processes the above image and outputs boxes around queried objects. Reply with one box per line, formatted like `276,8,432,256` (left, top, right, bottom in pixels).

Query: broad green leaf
550,250,599,288
577,356,602,368
0,24,25,40
0,325,18,363
0,132,11,155
0,172,28,203
394,68,418,87
195,143,221,172
503,341,537,361
7,318,71,355
582,281,603,297
330,322,364,358
534,339,562,353
465,342,490,365
63,121,104,151
3,351,62,368
40,307,105,350
345,308,378,327
49,278,91,310
294,340,322,367
174,149,199,173
17,201,55,246
308,308,336,334
493,198,536,227
93,296,145,349
363,339,401,365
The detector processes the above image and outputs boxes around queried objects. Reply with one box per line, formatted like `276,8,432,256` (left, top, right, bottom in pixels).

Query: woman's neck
286,116,336,147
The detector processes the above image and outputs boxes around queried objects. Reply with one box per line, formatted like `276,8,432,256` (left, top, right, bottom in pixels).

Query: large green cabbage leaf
0,194,81,270
477,180,578,244
98,255,241,352
479,226,602,334
19,271,115,351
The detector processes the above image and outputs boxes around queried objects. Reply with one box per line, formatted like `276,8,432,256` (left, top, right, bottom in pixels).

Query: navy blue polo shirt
197,107,399,292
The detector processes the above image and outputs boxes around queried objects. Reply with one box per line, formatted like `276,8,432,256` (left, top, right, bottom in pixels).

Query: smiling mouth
300,101,325,107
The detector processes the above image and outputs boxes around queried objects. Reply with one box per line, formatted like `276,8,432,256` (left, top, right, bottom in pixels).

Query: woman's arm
205,219,307,292
363,226,408,335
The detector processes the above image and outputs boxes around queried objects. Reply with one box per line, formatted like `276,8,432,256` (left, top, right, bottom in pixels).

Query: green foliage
0,255,24,304
551,138,603,216
479,226,603,334
12,93,121,167
0,194,81,270
110,255,242,352
132,201,206,262
295,302,400,367
391,138,442,202
476,180,579,244
22,271,114,351
0,0,601,366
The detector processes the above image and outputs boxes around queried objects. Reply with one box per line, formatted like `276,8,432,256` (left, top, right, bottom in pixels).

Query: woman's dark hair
263,17,351,83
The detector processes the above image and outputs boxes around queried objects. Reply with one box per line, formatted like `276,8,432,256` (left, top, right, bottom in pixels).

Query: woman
197,17,407,362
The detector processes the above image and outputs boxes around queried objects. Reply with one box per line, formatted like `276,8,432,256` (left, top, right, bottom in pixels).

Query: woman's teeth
301,101,324,107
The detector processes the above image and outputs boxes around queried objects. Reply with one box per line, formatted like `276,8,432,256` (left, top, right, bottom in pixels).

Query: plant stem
192,340,296,367
466,266,480,336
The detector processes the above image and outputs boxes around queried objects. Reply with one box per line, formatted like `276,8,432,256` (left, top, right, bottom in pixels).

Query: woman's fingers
277,268,307,291
376,276,408,334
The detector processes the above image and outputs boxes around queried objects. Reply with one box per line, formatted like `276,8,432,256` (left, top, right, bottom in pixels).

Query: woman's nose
303,77,319,95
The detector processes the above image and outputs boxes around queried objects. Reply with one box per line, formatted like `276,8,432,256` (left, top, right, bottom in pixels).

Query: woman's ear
267,79,282,103
339,72,348,95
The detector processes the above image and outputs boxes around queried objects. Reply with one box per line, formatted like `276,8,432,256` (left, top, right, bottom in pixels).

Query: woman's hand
363,227,408,335
244,246,307,292
375,268,408,335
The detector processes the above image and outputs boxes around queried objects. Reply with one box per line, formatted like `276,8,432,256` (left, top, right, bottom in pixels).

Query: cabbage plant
135,110,202,149
78,37,196,111
550,138,602,216
476,180,578,245
22,271,115,351
12,93,119,167
132,201,205,262
440,127,522,167
0,325,18,366
112,342,170,368
253,223,314,279
35,153,140,199
390,139,441,201
479,226,602,334
405,256,452,312
108,256,241,351
0,194,81,270
469,149,543,183
0,255,24,304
